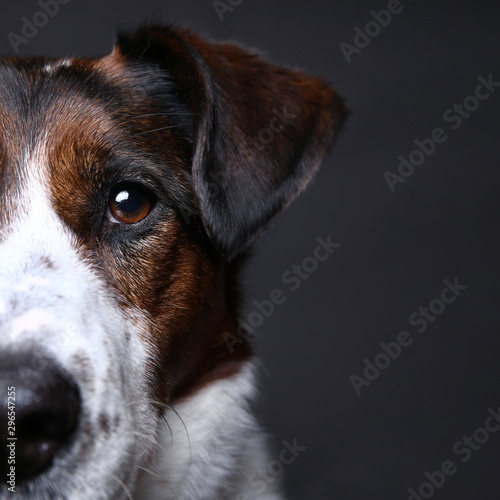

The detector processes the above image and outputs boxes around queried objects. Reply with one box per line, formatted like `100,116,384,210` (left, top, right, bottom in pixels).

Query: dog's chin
15,443,142,500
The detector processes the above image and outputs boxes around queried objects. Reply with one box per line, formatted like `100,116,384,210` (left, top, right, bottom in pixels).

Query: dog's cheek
97,217,217,401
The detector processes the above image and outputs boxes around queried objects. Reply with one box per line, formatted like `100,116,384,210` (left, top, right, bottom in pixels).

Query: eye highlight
107,186,153,224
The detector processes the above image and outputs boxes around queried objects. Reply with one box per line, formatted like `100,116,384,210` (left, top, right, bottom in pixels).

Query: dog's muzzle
0,350,81,482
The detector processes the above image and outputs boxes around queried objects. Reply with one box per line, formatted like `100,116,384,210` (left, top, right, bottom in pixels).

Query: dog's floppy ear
116,25,347,259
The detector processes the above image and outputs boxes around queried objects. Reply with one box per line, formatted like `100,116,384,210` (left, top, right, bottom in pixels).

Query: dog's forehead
0,52,175,149
0,55,137,150
0,59,111,225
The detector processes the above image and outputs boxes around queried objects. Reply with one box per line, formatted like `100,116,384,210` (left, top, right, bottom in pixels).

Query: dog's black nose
0,351,81,481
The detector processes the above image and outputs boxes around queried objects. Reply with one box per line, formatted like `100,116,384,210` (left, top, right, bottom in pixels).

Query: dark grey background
1,1,499,499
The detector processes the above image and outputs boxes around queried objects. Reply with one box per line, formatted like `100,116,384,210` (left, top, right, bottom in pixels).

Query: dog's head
0,25,345,498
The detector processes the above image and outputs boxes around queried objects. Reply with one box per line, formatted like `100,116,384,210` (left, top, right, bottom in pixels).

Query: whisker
150,401,194,481
132,124,181,136
116,112,192,128
137,465,160,478
162,414,174,443
149,401,177,445
111,474,133,500
164,404,192,461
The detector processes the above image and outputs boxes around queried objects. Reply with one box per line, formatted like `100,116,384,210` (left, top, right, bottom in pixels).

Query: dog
0,24,346,499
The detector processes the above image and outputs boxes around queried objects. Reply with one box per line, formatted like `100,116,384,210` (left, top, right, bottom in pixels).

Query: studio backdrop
0,1,498,499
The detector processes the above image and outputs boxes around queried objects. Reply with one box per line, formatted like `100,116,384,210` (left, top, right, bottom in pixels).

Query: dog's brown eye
108,187,152,224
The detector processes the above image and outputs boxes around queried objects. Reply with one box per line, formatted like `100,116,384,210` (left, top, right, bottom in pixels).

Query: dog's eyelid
105,161,174,196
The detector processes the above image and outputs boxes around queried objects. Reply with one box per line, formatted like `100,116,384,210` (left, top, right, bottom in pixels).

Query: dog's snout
0,351,81,482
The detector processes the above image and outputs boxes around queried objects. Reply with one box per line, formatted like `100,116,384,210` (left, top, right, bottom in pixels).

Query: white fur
137,363,283,500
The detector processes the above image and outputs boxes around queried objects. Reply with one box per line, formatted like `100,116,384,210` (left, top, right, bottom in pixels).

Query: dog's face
0,25,345,498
